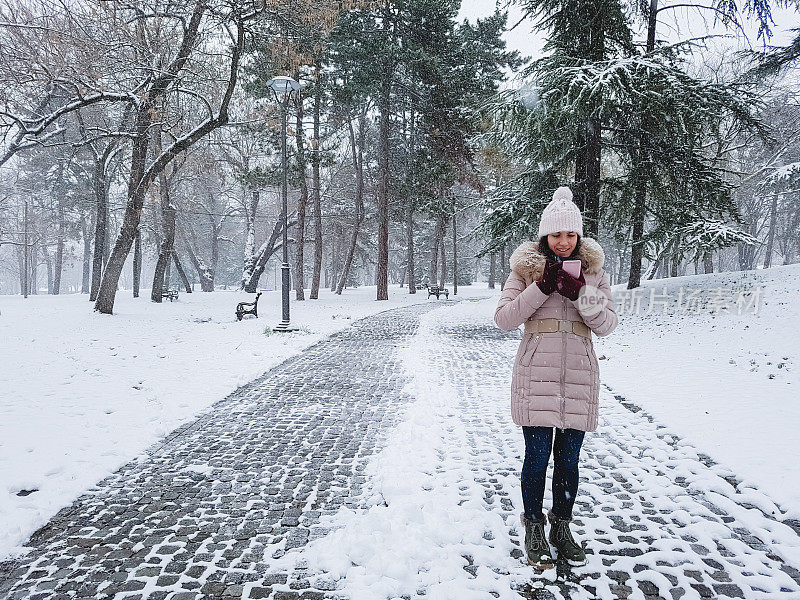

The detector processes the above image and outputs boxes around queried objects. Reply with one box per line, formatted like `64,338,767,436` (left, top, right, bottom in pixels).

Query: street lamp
266,75,301,333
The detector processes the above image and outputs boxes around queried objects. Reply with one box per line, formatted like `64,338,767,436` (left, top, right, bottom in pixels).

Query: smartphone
562,260,582,278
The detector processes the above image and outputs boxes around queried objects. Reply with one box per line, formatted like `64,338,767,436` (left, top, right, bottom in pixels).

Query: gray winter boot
547,510,587,566
520,512,553,569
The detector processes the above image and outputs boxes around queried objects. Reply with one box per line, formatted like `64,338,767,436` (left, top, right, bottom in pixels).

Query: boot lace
531,521,547,547
555,520,578,549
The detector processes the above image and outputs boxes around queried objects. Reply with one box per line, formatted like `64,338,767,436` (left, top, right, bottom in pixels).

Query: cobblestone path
429,300,800,600
0,301,456,600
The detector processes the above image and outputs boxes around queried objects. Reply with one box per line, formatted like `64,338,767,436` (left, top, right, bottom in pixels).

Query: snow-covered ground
1,261,798,575
293,294,800,599
299,303,527,599
598,263,800,519
0,284,495,560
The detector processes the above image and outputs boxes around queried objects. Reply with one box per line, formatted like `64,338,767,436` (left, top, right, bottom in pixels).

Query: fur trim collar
509,236,605,281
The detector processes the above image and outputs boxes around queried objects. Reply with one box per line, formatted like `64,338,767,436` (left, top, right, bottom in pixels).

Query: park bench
236,292,262,321
162,289,179,302
427,284,449,300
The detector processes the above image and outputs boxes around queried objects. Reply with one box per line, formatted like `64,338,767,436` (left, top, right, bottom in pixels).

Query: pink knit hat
538,186,583,237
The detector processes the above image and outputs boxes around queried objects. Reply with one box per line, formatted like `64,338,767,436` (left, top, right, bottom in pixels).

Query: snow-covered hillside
597,263,800,518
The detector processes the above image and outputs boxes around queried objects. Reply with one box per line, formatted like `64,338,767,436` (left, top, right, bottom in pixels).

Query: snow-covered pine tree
679,218,761,269
475,3,767,285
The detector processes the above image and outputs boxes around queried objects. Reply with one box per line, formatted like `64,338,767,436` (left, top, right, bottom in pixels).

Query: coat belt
524,318,591,339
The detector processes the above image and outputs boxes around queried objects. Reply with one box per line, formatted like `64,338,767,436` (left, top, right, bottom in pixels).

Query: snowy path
296,299,800,600
0,302,444,600
2,298,799,600
402,299,800,599
0,285,495,560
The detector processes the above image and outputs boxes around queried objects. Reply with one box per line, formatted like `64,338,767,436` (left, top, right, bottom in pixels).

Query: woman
494,186,618,569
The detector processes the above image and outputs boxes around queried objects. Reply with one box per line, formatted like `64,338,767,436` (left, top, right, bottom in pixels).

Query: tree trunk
164,250,172,289
331,223,341,292
133,228,142,297
429,213,442,285
44,245,53,294
574,129,587,215
241,217,287,293
647,240,671,280
337,111,366,295
241,189,260,288
151,128,176,303
173,253,192,293
405,109,416,295
627,179,647,289
95,98,154,313
405,200,416,294
439,232,446,288
16,243,25,296
737,241,746,271
647,257,660,280
499,244,506,290
81,215,91,293
452,210,457,295
738,213,759,271
30,241,38,295
703,251,714,274
647,0,658,50
329,229,337,292
614,245,625,285
627,1,659,289
102,208,111,270
763,192,778,269
583,117,601,238
90,157,108,301
376,14,392,301
184,238,215,292
488,251,496,289
670,239,679,277
209,198,219,289
310,59,323,300
53,165,66,294
294,90,308,300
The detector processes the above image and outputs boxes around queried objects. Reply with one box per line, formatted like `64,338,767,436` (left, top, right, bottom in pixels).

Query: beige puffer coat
494,237,618,432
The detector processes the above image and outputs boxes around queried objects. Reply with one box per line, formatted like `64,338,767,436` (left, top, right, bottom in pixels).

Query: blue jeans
521,426,585,522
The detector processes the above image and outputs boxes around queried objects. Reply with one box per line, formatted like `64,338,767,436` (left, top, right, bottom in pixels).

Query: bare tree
241,212,297,293
336,109,366,295
0,1,249,312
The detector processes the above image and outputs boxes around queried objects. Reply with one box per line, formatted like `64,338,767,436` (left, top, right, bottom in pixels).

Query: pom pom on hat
538,185,583,237
552,186,573,202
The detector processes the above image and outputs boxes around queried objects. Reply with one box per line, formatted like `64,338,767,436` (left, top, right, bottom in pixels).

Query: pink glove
556,268,586,301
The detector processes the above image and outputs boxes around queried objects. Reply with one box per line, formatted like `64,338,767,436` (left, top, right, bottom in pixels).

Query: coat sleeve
571,269,618,337
494,270,550,332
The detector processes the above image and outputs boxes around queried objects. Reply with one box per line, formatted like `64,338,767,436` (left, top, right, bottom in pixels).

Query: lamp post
266,75,301,332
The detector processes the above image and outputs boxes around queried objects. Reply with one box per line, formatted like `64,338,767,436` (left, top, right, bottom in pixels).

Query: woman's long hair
538,234,582,261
